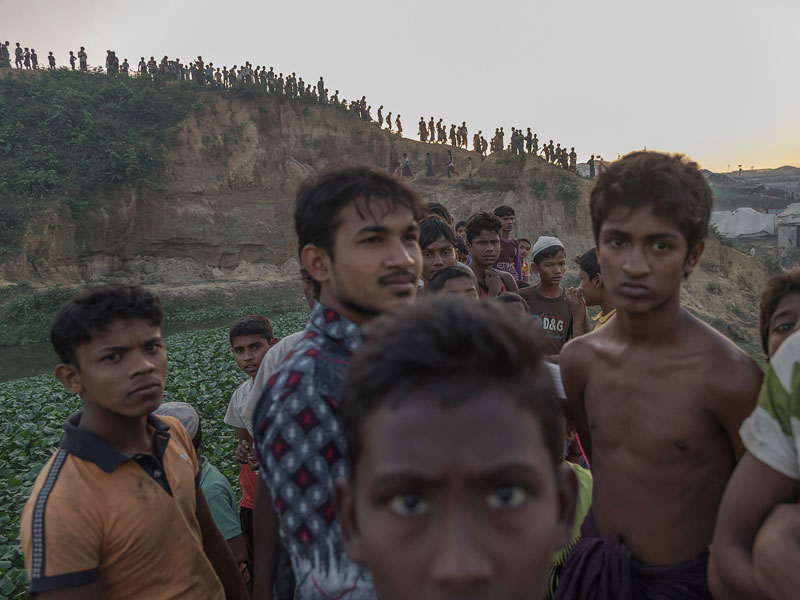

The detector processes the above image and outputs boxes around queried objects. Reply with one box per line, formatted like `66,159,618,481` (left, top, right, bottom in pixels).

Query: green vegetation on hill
0,310,310,599
0,70,200,252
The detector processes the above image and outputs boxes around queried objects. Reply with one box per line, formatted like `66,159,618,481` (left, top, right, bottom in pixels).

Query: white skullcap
531,236,565,260
154,402,199,438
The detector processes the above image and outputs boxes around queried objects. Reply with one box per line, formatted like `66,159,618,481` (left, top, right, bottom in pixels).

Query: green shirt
546,461,593,600
740,330,800,484
199,460,242,540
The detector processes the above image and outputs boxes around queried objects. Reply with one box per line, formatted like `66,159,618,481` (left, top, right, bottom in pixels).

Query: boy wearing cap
520,236,590,357
19,285,248,600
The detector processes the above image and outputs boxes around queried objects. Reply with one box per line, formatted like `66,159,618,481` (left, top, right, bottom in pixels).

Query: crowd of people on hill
17,152,800,600
1,40,598,175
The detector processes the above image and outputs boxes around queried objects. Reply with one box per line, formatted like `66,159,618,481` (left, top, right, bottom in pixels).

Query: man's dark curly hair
590,152,712,253
339,297,561,473
465,211,502,244
51,285,163,366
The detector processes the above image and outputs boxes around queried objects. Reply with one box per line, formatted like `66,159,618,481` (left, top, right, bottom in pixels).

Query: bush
0,70,199,248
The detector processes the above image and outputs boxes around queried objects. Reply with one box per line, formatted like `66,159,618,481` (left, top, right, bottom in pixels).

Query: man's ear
531,261,540,275
269,336,280,348
684,240,705,277
593,273,604,291
554,463,578,550
335,478,366,564
54,363,83,395
301,244,332,285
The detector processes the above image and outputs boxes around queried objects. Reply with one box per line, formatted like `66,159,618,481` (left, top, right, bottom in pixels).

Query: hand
485,270,504,297
565,287,586,316
235,439,252,465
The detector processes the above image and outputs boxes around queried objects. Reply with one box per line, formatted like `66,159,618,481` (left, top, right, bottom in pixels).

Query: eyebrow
96,336,163,354
601,228,681,241
771,308,797,322
370,461,544,485
356,223,420,236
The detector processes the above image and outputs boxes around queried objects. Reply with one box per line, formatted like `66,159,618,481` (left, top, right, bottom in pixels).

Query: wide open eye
487,485,527,509
388,493,429,516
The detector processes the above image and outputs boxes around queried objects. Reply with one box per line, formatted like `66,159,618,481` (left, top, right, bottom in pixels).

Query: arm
753,503,800,600
565,288,588,338
39,582,102,600
251,476,281,600
560,338,592,464
196,488,249,600
708,453,796,600
499,271,519,293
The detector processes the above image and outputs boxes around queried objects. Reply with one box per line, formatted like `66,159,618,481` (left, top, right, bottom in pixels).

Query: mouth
244,364,258,375
129,381,163,399
619,283,650,297
380,273,418,294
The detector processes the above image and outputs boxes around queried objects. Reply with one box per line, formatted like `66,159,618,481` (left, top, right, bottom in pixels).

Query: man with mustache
465,211,518,298
251,166,424,600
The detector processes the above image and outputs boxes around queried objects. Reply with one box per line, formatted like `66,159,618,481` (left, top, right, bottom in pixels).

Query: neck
500,230,512,240
535,281,562,298
614,293,683,342
600,296,615,315
318,288,376,327
470,261,492,283
80,404,152,455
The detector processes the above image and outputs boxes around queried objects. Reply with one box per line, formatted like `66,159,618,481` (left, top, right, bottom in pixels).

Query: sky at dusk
3,0,798,172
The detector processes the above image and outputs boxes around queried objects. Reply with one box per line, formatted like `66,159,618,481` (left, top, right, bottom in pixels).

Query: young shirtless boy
556,152,763,598
465,212,518,298
336,298,576,600
19,285,248,600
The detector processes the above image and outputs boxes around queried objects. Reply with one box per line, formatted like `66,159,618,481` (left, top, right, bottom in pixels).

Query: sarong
553,511,711,599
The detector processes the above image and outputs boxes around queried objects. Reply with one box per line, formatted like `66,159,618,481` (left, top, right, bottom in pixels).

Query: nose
622,247,650,279
385,237,419,271
430,512,493,589
132,349,156,376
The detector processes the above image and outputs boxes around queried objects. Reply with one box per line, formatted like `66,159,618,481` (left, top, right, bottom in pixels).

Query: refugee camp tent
777,203,800,248
709,207,776,238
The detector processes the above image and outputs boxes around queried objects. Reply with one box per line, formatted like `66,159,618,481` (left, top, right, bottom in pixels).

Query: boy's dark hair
495,292,530,312
574,247,601,280
340,298,561,471
493,205,515,218
426,202,453,224
465,211,502,243
428,266,477,294
229,315,273,345
51,285,163,366
759,268,800,355
533,245,566,266
454,220,467,231
590,152,712,252
419,215,457,251
519,238,532,246
455,236,469,255
295,165,425,260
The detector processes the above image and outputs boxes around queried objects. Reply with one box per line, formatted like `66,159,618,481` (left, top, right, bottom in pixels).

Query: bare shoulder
685,311,764,401
560,330,594,374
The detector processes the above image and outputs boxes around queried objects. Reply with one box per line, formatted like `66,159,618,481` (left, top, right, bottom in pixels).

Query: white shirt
224,378,255,436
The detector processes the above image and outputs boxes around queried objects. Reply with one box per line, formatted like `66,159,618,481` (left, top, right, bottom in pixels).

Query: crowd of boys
1,39,593,176
18,153,800,599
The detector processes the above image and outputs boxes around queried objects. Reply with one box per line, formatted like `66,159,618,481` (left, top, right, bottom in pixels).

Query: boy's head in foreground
590,152,712,314
336,298,575,600
759,267,800,359
50,285,166,419
229,315,277,378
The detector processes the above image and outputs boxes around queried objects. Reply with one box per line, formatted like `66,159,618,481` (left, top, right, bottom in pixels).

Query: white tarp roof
777,203,800,226
710,208,776,237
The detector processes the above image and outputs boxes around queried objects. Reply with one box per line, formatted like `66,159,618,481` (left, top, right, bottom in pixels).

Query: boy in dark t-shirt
494,205,522,281
519,236,590,357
